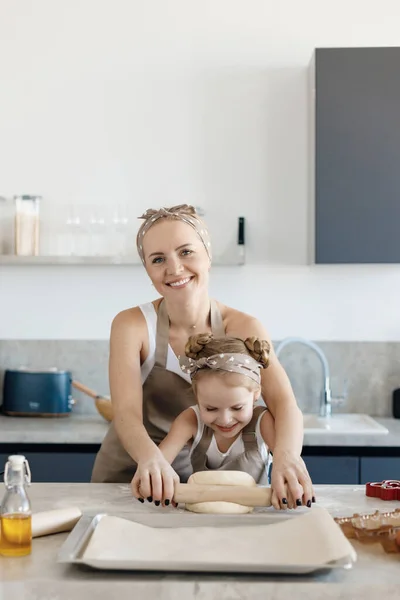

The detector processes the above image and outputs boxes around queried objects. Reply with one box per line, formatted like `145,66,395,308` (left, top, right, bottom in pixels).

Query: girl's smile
215,423,240,433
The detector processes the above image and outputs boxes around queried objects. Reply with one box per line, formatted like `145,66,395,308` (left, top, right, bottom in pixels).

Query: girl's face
196,374,259,438
142,220,210,299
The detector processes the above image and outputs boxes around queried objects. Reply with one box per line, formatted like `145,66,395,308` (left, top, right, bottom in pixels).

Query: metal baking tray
58,512,356,574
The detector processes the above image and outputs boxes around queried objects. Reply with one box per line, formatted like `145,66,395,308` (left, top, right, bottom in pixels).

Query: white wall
1,0,400,341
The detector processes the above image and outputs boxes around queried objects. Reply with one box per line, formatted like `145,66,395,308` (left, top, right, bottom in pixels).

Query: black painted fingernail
307,500,312,508
165,499,170,506
147,496,153,502
154,500,160,506
138,498,144,503
312,496,316,503
296,499,302,506
281,498,288,504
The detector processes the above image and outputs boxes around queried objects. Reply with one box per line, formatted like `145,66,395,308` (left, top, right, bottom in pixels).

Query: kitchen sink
303,413,389,435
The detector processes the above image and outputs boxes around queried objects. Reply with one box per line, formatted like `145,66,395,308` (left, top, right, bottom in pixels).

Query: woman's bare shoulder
218,302,271,341
111,306,145,329
111,298,161,330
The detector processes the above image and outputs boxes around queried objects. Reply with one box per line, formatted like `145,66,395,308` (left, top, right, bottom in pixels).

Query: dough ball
185,471,256,515
185,501,253,514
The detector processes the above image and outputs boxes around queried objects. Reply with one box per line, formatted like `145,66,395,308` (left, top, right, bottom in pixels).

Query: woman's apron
190,406,271,484
91,299,225,483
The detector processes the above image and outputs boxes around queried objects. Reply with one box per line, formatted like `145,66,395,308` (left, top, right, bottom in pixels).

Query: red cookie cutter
366,480,400,501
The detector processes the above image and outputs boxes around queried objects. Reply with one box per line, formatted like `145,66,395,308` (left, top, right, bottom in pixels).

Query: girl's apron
190,406,271,483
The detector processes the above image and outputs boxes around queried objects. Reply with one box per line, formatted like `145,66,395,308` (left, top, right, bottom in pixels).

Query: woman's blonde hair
184,333,270,392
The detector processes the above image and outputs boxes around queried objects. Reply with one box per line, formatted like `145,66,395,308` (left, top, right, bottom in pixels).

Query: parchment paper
83,506,357,568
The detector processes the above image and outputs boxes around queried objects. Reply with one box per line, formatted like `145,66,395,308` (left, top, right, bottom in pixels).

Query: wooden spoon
71,380,113,422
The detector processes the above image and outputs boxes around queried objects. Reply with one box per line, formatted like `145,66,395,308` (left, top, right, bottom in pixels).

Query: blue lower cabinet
360,457,400,484
1,450,398,485
0,454,8,477
21,453,96,483
303,456,359,484
0,452,97,483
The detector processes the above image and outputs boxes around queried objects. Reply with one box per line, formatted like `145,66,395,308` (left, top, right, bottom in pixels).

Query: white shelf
0,255,141,265
0,254,245,266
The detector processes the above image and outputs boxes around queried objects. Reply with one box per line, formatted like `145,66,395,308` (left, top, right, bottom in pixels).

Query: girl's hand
131,452,180,506
270,451,315,510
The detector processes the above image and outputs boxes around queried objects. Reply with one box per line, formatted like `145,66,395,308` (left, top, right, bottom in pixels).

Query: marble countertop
303,417,400,447
0,413,108,444
0,484,399,600
0,412,399,447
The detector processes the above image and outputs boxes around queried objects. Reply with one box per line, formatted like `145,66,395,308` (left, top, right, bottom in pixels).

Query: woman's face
142,219,211,299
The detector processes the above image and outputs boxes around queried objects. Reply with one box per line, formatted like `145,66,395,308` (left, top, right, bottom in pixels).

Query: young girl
158,333,275,486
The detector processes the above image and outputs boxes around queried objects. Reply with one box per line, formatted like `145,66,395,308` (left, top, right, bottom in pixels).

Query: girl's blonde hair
184,333,270,392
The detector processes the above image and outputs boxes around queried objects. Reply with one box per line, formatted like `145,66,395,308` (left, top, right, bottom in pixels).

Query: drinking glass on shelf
57,204,88,257
88,206,107,256
66,208,82,256
110,205,130,257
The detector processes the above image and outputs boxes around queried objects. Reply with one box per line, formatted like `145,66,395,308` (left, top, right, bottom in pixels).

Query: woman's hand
270,451,315,510
131,451,180,506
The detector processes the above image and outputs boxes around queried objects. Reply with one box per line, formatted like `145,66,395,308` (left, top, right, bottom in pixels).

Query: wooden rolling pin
173,483,272,507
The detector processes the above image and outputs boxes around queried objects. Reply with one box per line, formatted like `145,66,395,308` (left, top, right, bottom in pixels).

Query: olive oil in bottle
0,455,32,557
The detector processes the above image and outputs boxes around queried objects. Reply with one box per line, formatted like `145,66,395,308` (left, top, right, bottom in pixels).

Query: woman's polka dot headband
136,204,212,264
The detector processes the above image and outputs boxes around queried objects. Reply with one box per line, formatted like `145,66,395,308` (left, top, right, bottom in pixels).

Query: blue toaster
2,369,73,417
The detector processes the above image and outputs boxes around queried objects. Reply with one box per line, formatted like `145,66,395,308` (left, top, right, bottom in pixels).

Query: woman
91,205,313,510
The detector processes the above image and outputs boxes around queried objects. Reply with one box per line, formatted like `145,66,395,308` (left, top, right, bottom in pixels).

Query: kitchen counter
303,417,400,447
0,413,108,445
0,412,399,447
0,484,399,600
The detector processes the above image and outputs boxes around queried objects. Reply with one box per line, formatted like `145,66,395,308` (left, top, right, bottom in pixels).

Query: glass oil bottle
0,455,32,557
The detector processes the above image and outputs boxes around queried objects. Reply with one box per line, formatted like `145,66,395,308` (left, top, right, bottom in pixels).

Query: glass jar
0,455,32,557
14,195,41,256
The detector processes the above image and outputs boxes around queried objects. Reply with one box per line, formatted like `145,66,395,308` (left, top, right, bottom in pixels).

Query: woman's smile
165,276,194,289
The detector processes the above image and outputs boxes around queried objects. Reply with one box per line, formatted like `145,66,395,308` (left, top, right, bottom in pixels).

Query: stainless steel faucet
275,337,332,418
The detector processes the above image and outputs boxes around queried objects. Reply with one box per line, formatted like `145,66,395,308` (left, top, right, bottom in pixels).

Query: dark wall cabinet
315,47,400,263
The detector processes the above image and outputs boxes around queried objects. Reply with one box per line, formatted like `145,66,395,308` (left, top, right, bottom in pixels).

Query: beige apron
91,299,225,483
190,406,271,483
